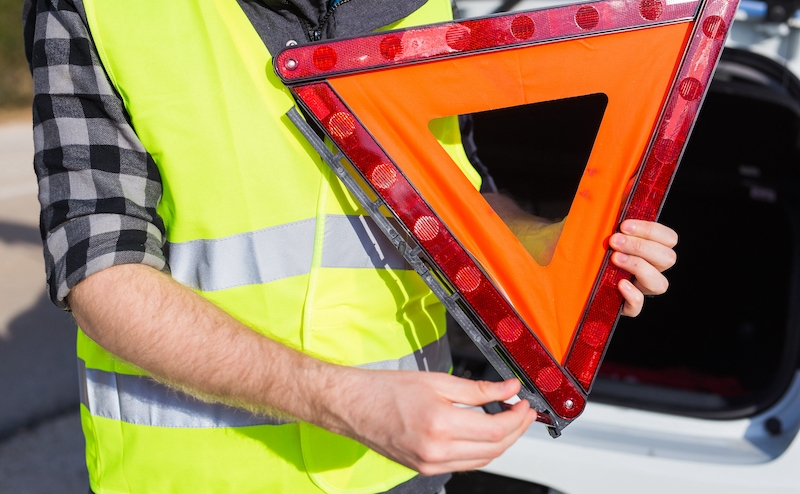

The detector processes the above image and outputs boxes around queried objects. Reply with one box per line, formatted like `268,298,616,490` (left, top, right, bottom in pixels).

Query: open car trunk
450,47,800,420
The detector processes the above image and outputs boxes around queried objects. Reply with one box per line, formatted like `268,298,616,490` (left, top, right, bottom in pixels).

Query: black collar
238,0,429,55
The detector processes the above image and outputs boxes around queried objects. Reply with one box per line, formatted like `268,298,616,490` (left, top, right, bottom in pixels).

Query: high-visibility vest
77,0,479,492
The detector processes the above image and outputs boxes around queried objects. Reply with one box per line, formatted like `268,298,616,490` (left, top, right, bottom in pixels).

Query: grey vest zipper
307,0,354,41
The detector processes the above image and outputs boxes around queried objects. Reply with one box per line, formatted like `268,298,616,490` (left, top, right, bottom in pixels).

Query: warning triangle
276,0,739,435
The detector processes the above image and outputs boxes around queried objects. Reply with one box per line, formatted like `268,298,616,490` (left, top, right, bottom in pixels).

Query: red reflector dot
702,15,727,39
653,137,681,164
327,112,356,140
446,25,471,51
535,366,563,393
312,46,338,71
639,0,664,20
454,265,481,293
581,321,608,347
575,6,599,30
510,15,535,40
678,77,703,101
380,35,403,60
413,216,440,242
370,163,396,190
496,317,525,343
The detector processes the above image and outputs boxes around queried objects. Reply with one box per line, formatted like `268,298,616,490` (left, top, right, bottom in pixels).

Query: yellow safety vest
78,0,479,492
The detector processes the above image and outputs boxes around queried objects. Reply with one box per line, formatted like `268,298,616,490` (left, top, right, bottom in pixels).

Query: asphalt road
0,117,89,493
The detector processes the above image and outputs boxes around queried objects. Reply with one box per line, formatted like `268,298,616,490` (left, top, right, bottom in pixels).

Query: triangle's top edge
275,0,700,83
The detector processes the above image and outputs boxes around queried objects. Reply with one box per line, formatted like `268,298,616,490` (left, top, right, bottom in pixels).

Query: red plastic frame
277,0,700,83
565,1,737,391
278,0,739,421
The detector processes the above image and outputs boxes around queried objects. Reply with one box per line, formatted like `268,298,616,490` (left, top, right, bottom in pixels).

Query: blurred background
0,0,90,492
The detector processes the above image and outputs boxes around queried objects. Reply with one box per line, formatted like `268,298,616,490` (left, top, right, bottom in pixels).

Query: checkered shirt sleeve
24,0,169,310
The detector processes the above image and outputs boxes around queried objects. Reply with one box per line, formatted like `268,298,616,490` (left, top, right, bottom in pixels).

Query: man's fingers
608,219,676,317
440,377,522,407
620,219,678,248
618,278,644,317
441,397,535,443
351,373,537,477
414,433,524,473
609,234,677,273
611,220,678,274
410,404,537,475
611,252,669,295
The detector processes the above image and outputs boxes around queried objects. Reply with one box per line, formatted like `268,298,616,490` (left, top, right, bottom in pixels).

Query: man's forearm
69,263,348,428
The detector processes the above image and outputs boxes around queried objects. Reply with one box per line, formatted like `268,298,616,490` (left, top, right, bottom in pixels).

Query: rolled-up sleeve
25,0,169,310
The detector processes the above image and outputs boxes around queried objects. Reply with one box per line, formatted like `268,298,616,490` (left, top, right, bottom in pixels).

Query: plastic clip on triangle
275,0,739,437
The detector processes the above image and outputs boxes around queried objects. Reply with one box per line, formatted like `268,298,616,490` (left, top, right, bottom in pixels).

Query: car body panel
453,0,800,491
483,374,800,492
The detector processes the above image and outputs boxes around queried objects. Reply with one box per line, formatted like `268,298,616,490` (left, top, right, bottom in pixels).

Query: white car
448,1,800,492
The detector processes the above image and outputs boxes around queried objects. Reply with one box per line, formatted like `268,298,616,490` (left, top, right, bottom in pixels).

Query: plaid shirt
23,0,493,311
24,0,167,309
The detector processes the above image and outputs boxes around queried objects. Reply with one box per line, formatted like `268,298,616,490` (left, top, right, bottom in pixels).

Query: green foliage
0,0,32,110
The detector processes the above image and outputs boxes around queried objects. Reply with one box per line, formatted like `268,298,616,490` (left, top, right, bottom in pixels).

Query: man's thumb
447,378,521,407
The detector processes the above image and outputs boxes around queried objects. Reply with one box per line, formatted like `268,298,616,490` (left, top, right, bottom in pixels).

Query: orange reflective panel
328,24,693,363
277,0,740,434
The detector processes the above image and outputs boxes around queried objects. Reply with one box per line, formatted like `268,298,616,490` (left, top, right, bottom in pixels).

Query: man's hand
609,219,677,317
327,371,536,475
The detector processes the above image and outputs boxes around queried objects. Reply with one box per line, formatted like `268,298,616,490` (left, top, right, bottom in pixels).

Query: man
24,0,677,492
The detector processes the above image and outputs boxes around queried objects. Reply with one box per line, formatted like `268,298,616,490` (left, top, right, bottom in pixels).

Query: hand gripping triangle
276,0,739,436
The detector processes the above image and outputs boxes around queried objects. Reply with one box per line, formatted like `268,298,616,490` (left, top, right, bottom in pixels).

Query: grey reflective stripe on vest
357,335,452,373
169,215,409,292
322,215,407,270
168,217,316,292
78,359,289,428
78,338,451,428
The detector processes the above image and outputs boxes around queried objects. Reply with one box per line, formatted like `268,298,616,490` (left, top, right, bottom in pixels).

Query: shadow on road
0,220,79,440
0,220,41,246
